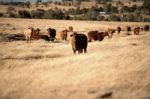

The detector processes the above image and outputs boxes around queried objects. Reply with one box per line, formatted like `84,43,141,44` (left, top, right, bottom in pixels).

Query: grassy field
0,18,150,99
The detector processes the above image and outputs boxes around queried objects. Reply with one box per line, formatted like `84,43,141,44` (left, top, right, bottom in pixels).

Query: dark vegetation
0,0,150,22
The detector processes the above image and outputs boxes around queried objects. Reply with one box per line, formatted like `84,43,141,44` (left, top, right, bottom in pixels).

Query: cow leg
29,36,31,43
50,38,52,42
108,34,111,39
26,36,28,43
110,33,113,38
52,38,55,42
84,48,87,53
80,49,83,53
72,48,76,54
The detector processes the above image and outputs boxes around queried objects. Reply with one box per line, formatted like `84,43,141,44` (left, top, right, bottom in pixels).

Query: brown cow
116,26,121,34
31,28,41,40
144,25,149,31
70,32,88,54
87,31,99,42
87,31,109,42
47,28,56,42
127,26,131,33
59,29,68,40
134,27,140,35
98,32,109,41
69,26,73,32
107,28,116,38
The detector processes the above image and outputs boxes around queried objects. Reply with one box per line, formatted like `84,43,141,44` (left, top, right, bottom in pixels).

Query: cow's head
47,28,51,32
36,28,41,32
68,26,73,32
70,32,78,38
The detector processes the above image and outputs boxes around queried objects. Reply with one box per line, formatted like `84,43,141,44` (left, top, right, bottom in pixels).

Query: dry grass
0,18,150,99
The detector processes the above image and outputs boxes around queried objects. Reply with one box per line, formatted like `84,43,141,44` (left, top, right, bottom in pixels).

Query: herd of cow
24,25,149,54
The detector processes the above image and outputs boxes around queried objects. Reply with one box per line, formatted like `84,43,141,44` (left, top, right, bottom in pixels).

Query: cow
70,32,88,54
87,31,109,42
59,29,68,40
116,26,121,34
31,28,41,40
98,32,109,41
47,28,56,42
144,25,149,31
107,28,116,38
127,26,131,33
23,26,32,43
134,27,140,35
69,26,73,32
87,31,99,42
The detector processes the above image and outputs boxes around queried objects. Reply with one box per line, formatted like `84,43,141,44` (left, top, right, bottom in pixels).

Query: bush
97,16,105,21
7,6,16,13
108,14,121,21
134,14,143,22
83,7,99,20
64,15,71,20
126,14,134,21
143,17,150,22
30,9,45,18
18,10,31,18
43,9,65,19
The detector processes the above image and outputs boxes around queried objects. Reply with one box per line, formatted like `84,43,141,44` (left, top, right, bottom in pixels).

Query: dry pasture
0,18,150,99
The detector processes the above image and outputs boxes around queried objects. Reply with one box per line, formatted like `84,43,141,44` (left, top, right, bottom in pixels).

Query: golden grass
0,18,150,99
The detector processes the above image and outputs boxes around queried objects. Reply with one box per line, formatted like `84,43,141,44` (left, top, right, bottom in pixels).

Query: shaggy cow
70,32,88,54
59,29,68,40
47,28,56,42
117,26,121,34
24,26,32,43
144,25,149,31
107,28,116,38
87,31,109,42
134,27,140,35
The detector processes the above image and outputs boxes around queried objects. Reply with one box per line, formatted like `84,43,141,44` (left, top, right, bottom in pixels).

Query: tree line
0,0,150,22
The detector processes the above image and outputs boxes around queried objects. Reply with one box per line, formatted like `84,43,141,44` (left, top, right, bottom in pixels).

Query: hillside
0,0,144,12
0,18,150,99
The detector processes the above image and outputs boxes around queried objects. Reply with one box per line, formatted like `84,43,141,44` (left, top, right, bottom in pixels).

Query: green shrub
126,14,134,21
108,14,121,21
18,10,31,18
43,9,65,19
31,9,45,18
